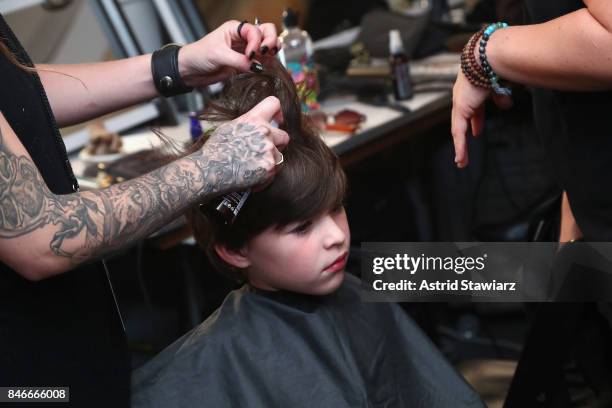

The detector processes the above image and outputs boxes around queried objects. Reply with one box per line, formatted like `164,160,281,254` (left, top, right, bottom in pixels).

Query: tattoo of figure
0,131,105,260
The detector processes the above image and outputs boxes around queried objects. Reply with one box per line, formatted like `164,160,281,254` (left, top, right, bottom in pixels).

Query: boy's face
243,207,350,295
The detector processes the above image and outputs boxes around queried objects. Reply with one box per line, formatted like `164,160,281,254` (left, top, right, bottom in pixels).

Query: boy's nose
323,216,346,249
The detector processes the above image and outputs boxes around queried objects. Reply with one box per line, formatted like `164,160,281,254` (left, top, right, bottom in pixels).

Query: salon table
67,48,458,178
320,90,451,168
68,89,451,180
67,89,451,248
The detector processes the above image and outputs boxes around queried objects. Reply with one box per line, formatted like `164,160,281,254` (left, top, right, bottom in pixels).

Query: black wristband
151,44,193,97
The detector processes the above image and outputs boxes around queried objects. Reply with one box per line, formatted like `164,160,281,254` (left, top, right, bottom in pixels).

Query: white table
69,90,450,187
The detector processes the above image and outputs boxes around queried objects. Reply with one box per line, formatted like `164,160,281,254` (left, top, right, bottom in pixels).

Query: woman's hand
178,20,280,87
197,96,289,194
451,71,513,168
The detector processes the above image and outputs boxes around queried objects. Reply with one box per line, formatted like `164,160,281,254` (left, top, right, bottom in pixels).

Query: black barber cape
132,275,483,407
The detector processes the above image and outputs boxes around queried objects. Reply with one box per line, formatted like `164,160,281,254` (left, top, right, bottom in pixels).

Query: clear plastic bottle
389,29,413,101
278,8,319,110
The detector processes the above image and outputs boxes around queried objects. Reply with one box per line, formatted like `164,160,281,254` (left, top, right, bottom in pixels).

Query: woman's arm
485,3,612,91
37,54,157,127
0,97,287,280
37,20,280,127
452,1,612,167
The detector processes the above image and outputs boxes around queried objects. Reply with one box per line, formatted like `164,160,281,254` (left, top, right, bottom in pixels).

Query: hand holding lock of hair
195,94,288,194
177,57,350,295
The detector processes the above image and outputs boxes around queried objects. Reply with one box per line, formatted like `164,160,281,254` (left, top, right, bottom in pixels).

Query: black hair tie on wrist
151,44,193,98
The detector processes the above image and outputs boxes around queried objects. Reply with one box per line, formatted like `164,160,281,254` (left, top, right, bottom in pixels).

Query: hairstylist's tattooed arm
0,120,277,280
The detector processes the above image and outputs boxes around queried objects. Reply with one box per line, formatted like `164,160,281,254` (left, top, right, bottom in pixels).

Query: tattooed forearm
84,122,268,258
0,122,268,267
0,137,108,261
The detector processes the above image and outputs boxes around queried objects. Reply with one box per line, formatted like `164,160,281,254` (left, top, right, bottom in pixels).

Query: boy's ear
214,243,251,269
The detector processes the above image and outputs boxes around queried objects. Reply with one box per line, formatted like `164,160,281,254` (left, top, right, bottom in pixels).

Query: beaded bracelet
461,26,491,90
479,22,512,96
461,23,512,96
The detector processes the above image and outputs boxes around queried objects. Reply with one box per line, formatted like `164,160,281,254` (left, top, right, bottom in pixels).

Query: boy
132,60,484,408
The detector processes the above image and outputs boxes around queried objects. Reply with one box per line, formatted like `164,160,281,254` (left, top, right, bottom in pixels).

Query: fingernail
248,51,255,60
250,61,263,73
260,46,269,55
271,46,278,55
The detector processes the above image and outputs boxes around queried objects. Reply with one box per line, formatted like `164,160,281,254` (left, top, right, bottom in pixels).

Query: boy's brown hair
184,58,347,282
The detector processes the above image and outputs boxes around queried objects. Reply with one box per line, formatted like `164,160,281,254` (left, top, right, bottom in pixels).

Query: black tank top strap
0,13,78,194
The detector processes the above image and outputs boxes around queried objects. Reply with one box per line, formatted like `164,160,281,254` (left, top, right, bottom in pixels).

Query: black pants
505,302,612,407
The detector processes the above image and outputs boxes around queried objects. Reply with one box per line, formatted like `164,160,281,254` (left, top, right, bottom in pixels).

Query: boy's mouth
324,252,348,273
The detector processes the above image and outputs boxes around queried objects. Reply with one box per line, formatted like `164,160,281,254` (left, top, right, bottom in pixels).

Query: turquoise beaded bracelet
479,22,512,96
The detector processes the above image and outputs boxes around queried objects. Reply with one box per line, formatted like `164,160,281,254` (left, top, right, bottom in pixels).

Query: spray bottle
278,8,319,110
389,29,413,101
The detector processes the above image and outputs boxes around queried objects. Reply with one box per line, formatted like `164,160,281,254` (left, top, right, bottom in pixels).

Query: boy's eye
289,220,312,235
